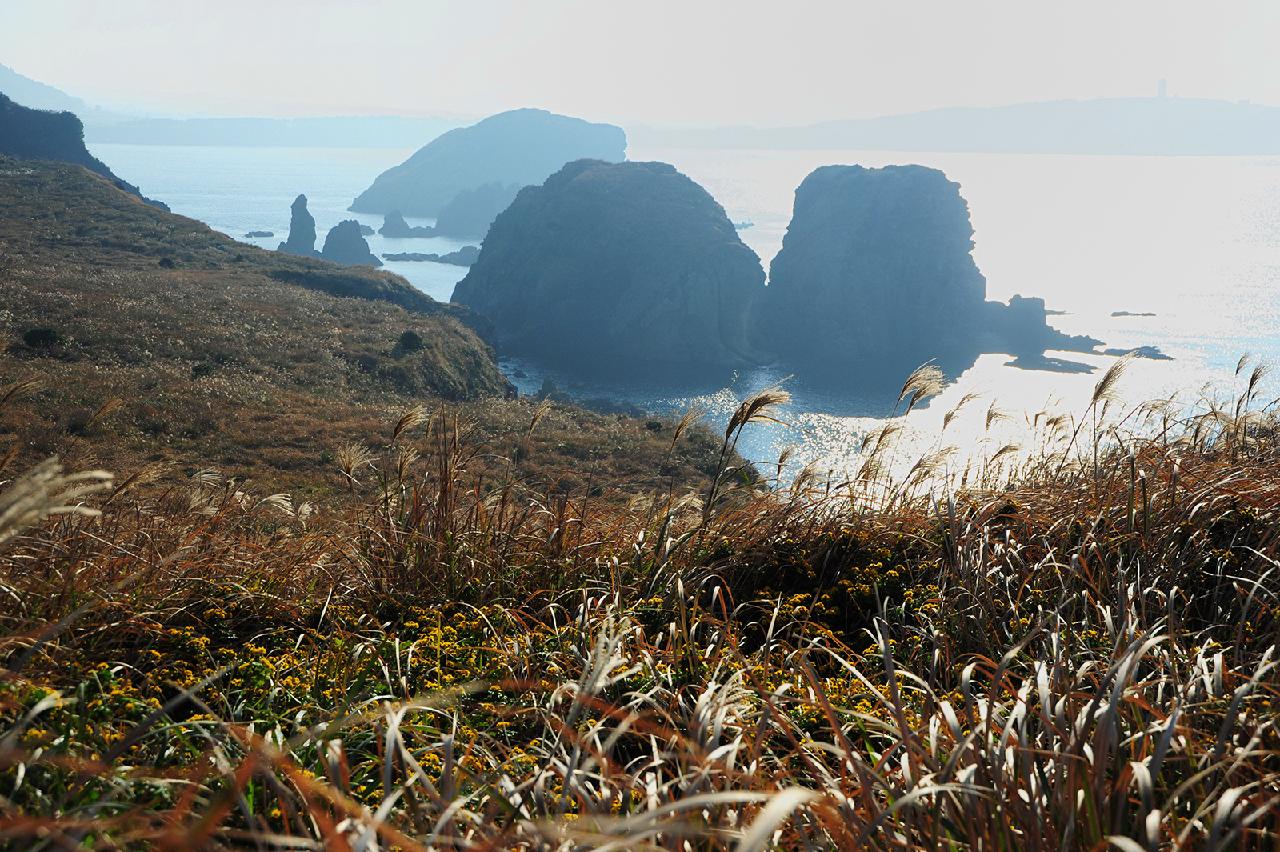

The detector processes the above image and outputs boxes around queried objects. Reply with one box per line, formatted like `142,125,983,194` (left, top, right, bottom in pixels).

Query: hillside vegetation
0,158,727,498
0,160,1277,848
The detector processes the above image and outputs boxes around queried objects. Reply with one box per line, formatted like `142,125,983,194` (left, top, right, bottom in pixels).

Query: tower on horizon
1158,78,1168,98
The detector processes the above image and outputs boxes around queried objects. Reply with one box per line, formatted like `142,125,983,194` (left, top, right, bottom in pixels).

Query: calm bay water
91,142,1280,481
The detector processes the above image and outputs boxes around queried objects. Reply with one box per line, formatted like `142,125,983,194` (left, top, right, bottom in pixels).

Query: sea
90,141,1280,483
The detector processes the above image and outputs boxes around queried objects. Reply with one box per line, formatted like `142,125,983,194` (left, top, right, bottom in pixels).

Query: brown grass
1,370,1277,848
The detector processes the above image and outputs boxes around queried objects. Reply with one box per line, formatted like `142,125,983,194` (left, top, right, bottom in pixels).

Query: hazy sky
3,0,1279,125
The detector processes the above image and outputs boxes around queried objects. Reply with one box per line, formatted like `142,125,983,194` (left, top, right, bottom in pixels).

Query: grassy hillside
0,158,727,498
0,159,1277,847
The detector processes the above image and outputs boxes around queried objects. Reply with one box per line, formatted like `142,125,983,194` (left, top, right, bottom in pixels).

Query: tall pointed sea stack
453,160,765,373
277,194,318,256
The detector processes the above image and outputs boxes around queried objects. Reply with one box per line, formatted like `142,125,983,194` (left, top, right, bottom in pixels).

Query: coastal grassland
0,158,726,499
2,367,1278,848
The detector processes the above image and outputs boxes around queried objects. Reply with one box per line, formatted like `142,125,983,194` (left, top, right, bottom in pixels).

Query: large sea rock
320,220,382,267
453,160,765,372
277,193,318,256
758,164,1093,380
349,109,626,217
0,92,166,209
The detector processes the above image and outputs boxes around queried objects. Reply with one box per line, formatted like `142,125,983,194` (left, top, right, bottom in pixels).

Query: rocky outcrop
321,220,382,267
0,92,166,209
453,160,765,372
432,182,522,239
350,109,626,216
244,230,274,238
277,194,319,257
379,210,434,238
980,295,1097,357
378,183,519,241
759,164,1094,380
383,246,479,266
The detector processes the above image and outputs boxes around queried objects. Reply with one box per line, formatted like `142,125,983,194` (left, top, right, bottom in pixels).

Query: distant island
377,184,523,241
350,109,627,218
383,246,479,266
630,96,1280,156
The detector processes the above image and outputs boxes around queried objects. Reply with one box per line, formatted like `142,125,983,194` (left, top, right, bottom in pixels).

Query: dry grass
1,365,1278,849
1,157,1277,848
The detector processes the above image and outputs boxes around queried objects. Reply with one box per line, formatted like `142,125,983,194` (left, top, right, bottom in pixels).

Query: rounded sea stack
452,159,766,373
759,164,988,379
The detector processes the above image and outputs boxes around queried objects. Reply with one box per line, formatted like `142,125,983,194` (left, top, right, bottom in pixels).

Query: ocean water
91,142,1280,481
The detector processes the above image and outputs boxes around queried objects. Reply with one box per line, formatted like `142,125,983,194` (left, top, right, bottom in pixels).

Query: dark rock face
760,165,987,376
759,164,1094,380
432,182,522,239
320,220,382,267
981,295,1095,357
379,210,434,238
383,246,479,266
453,160,765,372
0,92,166,209
277,194,318,257
350,109,626,217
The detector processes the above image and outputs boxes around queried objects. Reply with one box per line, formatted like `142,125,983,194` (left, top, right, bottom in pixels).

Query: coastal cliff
0,91,166,209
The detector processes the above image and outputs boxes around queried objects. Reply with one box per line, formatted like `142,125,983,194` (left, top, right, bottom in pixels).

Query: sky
3,0,1279,126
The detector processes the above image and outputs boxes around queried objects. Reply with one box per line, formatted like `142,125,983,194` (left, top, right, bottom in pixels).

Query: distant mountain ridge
630,97,1280,155
9,62,1280,155
85,115,464,148
0,63,96,117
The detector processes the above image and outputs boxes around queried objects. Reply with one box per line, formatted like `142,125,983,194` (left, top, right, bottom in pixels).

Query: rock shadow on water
1005,352,1097,374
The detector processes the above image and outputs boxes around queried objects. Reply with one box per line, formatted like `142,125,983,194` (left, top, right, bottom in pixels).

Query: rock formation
383,246,479,266
350,109,627,217
453,160,765,372
244,230,274,238
432,182,522,239
277,194,318,257
321,220,382,267
0,92,166,208
379,210,434,238
758,164,1095,381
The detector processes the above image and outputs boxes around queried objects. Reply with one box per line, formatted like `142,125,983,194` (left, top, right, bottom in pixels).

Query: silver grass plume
0,457,113,546
898,363,945,414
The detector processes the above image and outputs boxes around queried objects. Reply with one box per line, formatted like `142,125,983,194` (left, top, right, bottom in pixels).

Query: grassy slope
0,160,1277,847
0,158,726,498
